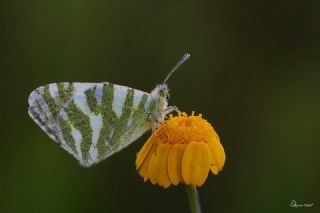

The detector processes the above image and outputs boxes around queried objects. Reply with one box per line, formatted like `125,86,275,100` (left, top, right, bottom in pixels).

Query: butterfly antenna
163,53,190,84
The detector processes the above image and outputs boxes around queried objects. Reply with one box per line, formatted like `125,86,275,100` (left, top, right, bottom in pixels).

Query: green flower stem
185,185,202,213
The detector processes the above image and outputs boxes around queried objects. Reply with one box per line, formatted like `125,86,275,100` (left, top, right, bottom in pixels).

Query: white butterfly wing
28,82,158,166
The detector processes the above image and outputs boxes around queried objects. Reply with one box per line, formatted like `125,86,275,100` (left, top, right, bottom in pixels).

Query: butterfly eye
159,89,166,97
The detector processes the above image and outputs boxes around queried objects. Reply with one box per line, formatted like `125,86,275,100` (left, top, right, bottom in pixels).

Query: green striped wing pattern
28,82,158,167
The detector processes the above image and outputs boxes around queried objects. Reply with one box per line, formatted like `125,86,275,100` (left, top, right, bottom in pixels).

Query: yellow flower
136,112,225,188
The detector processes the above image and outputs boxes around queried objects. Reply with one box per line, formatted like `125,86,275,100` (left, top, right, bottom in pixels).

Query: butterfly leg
152,122,160,132
151,106,180,132
164,105,180,116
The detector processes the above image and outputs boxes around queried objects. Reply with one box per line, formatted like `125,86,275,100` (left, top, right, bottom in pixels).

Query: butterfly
28,53,190,167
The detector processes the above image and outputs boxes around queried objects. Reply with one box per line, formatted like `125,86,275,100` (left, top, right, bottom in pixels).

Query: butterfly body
28,82,169,166
28,53,190,167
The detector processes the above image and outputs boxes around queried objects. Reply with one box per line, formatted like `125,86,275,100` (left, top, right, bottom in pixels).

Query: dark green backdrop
2,0,319,212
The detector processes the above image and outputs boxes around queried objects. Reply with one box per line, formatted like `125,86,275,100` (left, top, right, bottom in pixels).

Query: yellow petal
138,140,157,181
208,147,217,175
182,141,211,186
207,138,225,171
146,145,159,184
210,165,218,175
167,143,186,185
157,144,172,188
136,137,155,169
147,142,171,187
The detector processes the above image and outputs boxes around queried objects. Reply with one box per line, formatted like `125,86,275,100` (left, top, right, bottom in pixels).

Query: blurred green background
1,0,319,212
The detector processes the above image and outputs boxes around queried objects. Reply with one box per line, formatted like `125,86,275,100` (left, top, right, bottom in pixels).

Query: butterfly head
151,84,169,100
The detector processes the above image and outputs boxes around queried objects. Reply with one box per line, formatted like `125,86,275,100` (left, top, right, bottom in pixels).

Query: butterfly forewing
28,82,157,167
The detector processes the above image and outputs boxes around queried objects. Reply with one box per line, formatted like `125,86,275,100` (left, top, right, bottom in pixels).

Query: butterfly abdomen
28,82,160,166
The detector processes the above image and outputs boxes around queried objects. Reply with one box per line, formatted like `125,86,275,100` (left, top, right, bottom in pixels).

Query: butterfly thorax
150,84,169,122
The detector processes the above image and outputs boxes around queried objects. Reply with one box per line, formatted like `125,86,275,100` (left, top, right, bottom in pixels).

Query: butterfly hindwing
28,82,157,166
